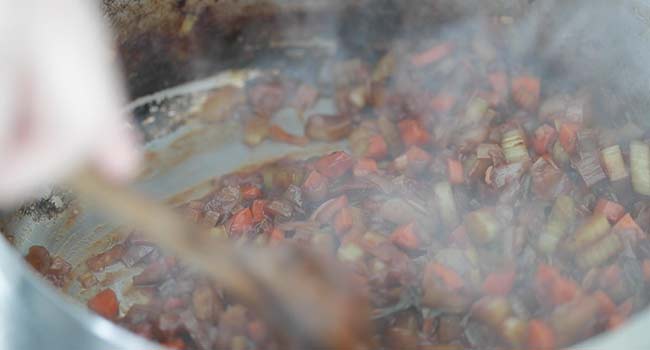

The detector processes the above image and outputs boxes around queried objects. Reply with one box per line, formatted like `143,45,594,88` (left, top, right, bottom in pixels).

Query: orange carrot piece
162,338,186,350
315,151,354,178
447,158,465,185
334,207,354,235
527,320,556,350
398,119,431,147
240,184,262,200
431,93,457,113
411,42,453,67
536,264,561,286
268,124,309,146
353,158,378,177
558,122,580,154
251,200,267,223
551,277,579,305
269,227,284,245
390,222,420,250
511,75,541,111
229,208,254,235
613,213,645,241
482,268,516,296
594,199,626,223
87,288,119,320
427,262,465,291
594,290,617,316
366,135,388,159
532,124,558,155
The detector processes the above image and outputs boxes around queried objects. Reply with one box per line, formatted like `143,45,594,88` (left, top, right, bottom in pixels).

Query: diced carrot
447,158,464,185
511,75,541,111
302,170,329,201
315,151,354,178
607,313,626,330
488,72,508,97
366,135,388,159
427,262,465,291
268,124,309,146
536,264,561,287
334,207,354,235
482,268,516,296
551,277,579,305
535,264,565,306
398,119,431,147
240,184,262,200
411,42,453,67
87,288,119,320
532,124,558,155
251,200,267,223
613,213,645,241
431,93,457,114
643,259,650,282
594,199,626,223
269,227,284,244
594,290,616,316
558,122,580,154
390,222,420,250
229,208,254,235
353,158,378,177
527,320,556,350
162,338,186,350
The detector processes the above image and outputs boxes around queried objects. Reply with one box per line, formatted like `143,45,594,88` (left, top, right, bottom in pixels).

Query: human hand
0,0,140,206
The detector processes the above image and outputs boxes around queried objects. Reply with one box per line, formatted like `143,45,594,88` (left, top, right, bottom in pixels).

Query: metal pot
3,0,650,349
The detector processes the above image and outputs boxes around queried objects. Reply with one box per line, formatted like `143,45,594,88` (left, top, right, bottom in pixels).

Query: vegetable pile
23,18,650,350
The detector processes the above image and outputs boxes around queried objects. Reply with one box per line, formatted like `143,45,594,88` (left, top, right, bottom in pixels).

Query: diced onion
576,234,622,269
501,129,530,164
600,144,628,182
630,140,650,195
434,181,459,228
538,195,575,254
465,209,501,244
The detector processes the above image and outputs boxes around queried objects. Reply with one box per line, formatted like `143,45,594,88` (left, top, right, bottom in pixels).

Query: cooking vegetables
601,145,628,182
87,289,119,320
21,21,650,350
630,140,650,195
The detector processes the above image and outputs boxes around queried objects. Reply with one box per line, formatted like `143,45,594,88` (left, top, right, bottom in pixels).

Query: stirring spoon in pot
69,168,373,349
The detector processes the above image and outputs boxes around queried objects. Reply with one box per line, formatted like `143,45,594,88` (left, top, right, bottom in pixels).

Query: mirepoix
22,18,650,350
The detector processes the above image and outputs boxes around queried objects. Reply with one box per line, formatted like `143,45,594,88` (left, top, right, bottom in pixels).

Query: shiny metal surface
0,235,157,350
